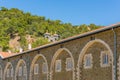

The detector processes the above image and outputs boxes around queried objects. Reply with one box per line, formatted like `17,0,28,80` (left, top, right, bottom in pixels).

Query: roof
0,52,14,58
1,22,120,59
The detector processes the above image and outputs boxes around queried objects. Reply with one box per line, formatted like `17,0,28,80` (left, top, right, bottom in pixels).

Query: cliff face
9,36,21,51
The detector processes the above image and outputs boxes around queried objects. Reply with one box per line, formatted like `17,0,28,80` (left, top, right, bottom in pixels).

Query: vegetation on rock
0,7,102,52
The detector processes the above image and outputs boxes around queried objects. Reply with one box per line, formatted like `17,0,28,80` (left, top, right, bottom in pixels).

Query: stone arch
0,65,2,80
3,62,14,80
0,65,2,79
15,59,27,80
29,54,48,80
117,56,120,80
50,48,75,80
77,39,113,80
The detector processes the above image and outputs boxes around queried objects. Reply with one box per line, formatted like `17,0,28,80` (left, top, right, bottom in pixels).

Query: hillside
0,7,102,52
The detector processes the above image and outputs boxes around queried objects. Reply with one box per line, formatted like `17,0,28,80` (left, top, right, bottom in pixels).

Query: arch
29,54,48,80
0,65,2,80
117,56,120,80
77,39,113,80
15,59,27,80
3,62,14,80
50,48,75,80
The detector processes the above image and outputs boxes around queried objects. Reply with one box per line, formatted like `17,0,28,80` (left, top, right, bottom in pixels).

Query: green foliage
32,38,49,48
0,7,102,52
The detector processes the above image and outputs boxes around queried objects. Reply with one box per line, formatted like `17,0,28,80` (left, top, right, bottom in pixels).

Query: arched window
0,66,2,80
4,63,13,80
15,60,27,80
29,54,48,80
50,48,75,80
6,66,13,78
18,64,27,80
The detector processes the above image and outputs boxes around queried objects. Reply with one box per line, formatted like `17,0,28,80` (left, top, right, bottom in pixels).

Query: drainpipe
112,28,117,80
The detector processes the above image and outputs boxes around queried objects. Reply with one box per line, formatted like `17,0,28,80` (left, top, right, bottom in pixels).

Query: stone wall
0,26,120,80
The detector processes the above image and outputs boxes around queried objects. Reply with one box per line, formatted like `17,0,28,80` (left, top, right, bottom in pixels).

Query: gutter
112,28,117,80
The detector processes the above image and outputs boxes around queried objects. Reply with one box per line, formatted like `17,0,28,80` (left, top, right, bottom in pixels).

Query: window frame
7,68,10,77
34,64,39,74
18,66,22,76
42,63,47,74
100,51,110,67
10,68,13,77
84,54,93,69
23,66,27,76
66,58,73,71
55,60,61,72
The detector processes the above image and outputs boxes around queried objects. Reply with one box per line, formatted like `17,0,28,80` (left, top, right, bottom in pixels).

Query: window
100,51,110,67
42,63,47,73
10,68,13,77
23,66,27,80
23,66,27,76
84,54,93,69
7,69,10,77
6,67,13,78
18,66,22,76
34,64,39,74
55,60,61,72
66,58,73,71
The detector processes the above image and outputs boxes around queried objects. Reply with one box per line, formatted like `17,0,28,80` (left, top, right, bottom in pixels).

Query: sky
0,0,120,26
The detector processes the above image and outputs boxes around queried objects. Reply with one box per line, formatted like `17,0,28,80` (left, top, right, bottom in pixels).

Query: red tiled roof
0,52,14,58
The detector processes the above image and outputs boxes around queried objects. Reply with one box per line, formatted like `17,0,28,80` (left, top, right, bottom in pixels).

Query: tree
0,7,101,52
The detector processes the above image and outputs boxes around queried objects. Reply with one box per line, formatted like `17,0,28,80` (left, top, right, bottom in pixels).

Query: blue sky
0,0,120,26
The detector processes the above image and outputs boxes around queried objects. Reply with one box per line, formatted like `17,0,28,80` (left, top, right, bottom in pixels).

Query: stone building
0,23,120,80
44,32,60,42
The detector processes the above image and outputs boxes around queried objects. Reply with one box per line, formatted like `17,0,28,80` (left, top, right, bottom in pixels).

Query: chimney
28,43,32,50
